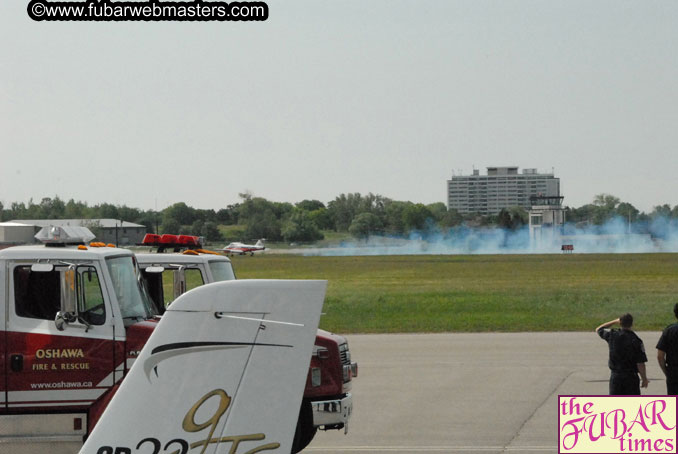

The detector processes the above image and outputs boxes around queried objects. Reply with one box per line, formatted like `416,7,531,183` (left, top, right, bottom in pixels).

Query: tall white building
447,166,560,215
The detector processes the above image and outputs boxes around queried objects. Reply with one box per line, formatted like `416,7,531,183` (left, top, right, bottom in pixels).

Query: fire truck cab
0,226,158,453
135,234,357,453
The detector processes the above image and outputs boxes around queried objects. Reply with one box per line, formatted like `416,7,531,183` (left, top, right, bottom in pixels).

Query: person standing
656,303,678,394
596,313,649,395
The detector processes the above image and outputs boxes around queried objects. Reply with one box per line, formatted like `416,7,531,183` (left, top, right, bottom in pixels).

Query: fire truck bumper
311,393,353,433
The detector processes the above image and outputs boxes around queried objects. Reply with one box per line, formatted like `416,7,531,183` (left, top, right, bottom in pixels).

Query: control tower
529,195,565,250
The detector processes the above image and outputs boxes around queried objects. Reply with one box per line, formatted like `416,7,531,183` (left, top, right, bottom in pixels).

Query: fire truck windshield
208,260,236,282
106,256,158,322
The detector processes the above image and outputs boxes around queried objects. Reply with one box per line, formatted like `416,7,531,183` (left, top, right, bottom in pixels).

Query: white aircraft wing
80,279,326,454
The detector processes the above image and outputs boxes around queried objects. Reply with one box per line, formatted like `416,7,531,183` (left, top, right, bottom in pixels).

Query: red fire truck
135,233,356,453
0,227,355,454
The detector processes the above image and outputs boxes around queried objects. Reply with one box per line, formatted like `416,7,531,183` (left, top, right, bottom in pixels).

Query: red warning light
159,234,178,244
139,233,203,251
178,235,199,246
141,234,161,245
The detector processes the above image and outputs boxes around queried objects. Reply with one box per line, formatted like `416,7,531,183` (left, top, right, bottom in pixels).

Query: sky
1,0,676,213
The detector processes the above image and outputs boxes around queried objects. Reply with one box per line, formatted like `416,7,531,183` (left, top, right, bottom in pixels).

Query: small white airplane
80,279,326,454
223,239,266,256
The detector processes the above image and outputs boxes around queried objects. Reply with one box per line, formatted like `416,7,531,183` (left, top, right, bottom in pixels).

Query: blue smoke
306,216,678,256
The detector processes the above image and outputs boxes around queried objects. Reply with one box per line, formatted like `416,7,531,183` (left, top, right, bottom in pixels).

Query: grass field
229,253,678,334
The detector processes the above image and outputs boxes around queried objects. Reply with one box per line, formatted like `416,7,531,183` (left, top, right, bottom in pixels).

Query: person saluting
596,313,649,395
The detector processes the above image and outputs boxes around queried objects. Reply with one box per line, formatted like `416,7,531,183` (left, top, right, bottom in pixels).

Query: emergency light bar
140,233,203,251
35,226,96,246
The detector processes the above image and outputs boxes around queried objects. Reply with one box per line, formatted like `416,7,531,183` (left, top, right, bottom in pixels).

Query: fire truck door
1,263,6,410
6,263,116,410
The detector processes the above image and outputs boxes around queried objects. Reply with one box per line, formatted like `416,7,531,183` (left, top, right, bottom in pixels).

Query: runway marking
306,447,556,452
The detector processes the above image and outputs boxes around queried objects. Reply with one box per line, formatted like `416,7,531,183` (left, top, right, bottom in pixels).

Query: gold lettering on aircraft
182,389,280,454
95,389,281,454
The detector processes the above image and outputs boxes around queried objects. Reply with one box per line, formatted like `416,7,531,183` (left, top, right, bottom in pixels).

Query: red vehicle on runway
0,228,356,454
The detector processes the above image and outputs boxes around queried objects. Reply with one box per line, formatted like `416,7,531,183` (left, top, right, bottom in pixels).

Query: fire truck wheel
292,399,317,453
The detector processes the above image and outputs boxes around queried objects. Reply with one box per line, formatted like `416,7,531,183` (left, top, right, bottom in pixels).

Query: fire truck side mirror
54,311,77,331
55,311,67,331
57,265,78,330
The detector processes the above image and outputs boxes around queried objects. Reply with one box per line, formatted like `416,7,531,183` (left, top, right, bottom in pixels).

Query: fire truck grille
339,343,351,366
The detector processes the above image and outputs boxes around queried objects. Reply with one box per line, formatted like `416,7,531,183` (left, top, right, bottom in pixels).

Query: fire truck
0,227,354,454
135,234,357,453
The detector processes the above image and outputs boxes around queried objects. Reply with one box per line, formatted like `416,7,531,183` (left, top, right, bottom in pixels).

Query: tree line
1,193,677,244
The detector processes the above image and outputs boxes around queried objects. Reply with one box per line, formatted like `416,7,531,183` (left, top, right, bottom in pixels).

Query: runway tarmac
305,331,666,454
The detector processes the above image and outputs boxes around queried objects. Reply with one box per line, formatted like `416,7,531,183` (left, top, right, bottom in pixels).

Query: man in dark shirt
596,313,649,395
656,303,678,394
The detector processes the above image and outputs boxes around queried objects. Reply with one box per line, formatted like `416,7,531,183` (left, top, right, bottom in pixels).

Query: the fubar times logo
559,396,677,453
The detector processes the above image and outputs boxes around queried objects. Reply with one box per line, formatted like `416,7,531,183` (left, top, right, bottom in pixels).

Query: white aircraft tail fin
255,239,265,248
80,279,326,454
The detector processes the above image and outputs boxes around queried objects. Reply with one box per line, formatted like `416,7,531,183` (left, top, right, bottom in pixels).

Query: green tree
163,202,196,226
359,193,389,217
201,221,223,242
190,219,205,236
136,212,159,234
95,203,120,219
246,211,282,241
426,203,448,223
308,208,334,230
64,199,87,218
237,196,287,241
615,202,639,224
272,201,294,220
282,210,324,243
593,194,621,210
567,204,596,225
118,205,142,223
328,193,364,231
194,209,217,223
348,213,383,239
296,200,326,212
161,218,181,234
478,213,499,227
591,194,620,225
497,206,528,230
9,202,27,219
439,208,463,228
402,203,433,231
24,199,43,218
218,204,240,225
328,193,389,232
383,201,409,235
39,197,66,219
651,204,672,219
